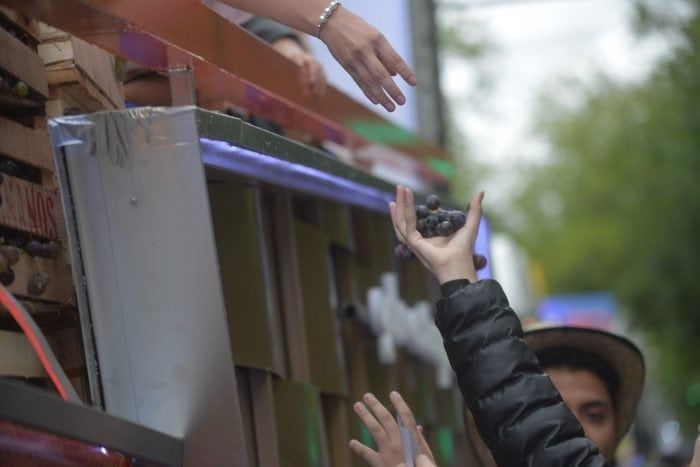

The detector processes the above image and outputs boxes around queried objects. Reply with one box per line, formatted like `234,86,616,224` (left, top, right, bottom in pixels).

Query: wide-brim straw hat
464,324,645,466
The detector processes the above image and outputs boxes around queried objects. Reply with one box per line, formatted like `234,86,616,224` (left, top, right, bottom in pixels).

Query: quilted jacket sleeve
435,279,608,467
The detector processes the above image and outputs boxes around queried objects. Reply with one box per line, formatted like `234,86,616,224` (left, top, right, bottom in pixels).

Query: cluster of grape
416,194,466,237
393,194,488,270
25,240,61,259
0,244,53,295
394,194,467,260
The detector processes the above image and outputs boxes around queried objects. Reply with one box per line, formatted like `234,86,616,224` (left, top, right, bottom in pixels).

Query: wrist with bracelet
315,0,342,38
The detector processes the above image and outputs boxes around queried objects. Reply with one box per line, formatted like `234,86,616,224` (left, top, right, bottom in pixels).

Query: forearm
215,0,330,35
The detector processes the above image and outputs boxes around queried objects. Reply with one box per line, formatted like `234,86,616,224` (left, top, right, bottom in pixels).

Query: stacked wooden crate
0,7,87,402
37,22,124,117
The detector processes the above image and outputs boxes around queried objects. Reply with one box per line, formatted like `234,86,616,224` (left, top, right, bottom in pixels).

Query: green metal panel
294,220,349,397
273,379,328,467
209,182,285,375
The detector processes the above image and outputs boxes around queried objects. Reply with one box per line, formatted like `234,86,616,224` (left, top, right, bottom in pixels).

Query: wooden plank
235,367,260,467
0,26,48,98
331,248,360,311
37,21,69,42
0,115,52,170
0,175,64,240
45,86,82,118
48,325,88,402
39,35,123,108
208,182,285,375
4,251,74,305
273,379,330,467
0,92,43,114
0,6,42,42
294,219,348,397
249,369,281,467
45,67,119,112
322,395,352,467
272,193,311,382
323,203,354,251
341,322,371,400
0,329,46,377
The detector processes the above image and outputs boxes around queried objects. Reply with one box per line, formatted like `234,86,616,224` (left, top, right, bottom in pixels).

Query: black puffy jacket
435,279,608,467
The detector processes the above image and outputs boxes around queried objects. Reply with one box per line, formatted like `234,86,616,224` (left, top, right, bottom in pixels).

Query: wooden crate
0,6,41,46
0,12,88,403
0,114,53,171
38,24,123,116
0,28,49,103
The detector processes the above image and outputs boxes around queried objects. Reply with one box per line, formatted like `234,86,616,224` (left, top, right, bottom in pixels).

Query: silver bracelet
315,1,342,38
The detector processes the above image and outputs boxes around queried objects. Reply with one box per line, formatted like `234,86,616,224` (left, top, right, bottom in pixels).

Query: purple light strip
200,137,492,275
200,138,393,213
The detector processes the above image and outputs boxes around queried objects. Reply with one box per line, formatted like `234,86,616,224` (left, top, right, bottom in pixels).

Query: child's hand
390,186,484,284
349,391,436,467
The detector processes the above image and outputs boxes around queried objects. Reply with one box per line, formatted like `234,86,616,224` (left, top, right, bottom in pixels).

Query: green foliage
509,0,700,433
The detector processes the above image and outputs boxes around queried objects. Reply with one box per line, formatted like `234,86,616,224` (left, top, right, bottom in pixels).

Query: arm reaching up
214,0,417,112
389,186,608,467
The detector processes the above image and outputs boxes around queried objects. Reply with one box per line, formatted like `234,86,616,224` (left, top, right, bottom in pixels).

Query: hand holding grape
389,186,484,284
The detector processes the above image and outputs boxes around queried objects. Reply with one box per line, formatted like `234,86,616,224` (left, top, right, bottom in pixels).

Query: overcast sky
439,0,673,205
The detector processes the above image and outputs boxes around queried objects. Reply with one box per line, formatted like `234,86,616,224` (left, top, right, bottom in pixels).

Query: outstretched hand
349,392,436,467
319,7,417,112
389,185,484,284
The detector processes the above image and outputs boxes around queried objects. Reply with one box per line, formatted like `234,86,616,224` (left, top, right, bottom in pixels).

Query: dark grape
437,210,451,223
437,221,454,236
0,246,19,266
473,254,488,271
424,215,438,229
0,254,6,274
0,172,4,185
0,193,3,208
415,205,430,219
0,160,19,177
47,241,62,260
426,194,441,211
0,267,15,286
450,211,466,229
394,243,415,261
27,273,50,296
416,219,430,238
25,240,43,256
39,243,53,258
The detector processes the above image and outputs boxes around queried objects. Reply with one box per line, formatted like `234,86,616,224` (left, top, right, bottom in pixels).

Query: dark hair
536,347,620,410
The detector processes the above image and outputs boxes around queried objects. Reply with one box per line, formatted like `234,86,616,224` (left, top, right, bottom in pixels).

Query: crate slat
0,6,42,43
0,26,48,99
46,67,120,116
4,252,74,305
39,35,122,108
0,115,52,170
0,174,65,240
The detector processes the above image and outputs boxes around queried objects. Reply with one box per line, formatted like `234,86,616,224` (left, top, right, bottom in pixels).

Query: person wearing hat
524,325,644,461
385,185,628,466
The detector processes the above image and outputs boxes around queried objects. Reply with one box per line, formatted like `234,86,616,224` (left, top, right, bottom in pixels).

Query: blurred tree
509,0,700,433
